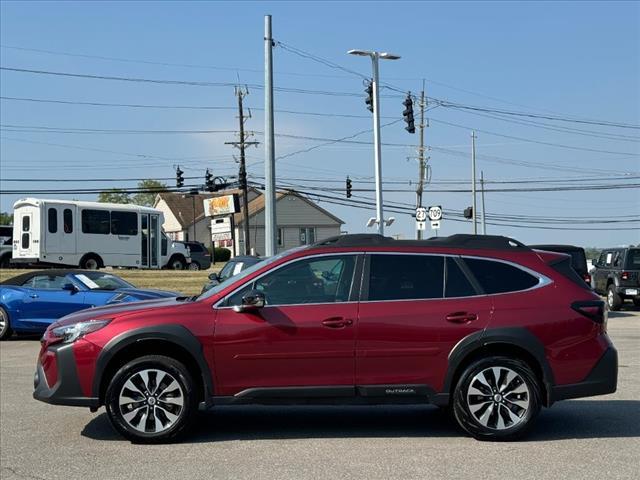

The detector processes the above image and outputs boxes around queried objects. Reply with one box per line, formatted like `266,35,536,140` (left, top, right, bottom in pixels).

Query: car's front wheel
0,307,13,340
452,356,541,441
105,355,197,443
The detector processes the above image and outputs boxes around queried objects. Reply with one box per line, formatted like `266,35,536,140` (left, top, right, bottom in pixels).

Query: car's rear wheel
453,356,541,441
0,307,13,341
168,256,186,270
105,355,197,443
188,261,200,271
80,254,101,270
607,285,622,311
633,298,640,308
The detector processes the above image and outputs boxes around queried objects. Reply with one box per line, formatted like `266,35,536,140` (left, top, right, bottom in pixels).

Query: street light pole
370,54,384,235
348,49,400,236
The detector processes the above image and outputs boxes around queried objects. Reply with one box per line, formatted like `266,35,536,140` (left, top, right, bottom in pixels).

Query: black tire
452,356,541,441
607,285,623,311
80,254,101,270
0,254,10,269
632,298,640,308
105,355,197,443
0,306,13,341
168,256,186,270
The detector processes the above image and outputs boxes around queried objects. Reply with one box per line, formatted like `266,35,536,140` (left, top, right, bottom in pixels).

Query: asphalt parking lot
1,308,639,480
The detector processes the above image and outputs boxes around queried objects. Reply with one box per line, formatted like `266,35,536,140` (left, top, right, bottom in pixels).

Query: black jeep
592,247,640,310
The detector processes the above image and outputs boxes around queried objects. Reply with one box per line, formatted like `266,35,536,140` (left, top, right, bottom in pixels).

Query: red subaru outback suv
34,234,617,443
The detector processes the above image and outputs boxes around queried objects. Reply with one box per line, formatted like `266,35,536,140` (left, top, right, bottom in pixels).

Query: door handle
445,312,478,324
29,293,39,299
322,317,353,328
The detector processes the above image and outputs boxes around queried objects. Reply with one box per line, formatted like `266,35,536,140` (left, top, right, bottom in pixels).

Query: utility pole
416,84,428,240
264,14,277,256
471,131,478,234
480,170,487,235
226,87,259,255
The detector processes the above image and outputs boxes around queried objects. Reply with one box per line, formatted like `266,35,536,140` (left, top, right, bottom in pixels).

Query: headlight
51,319,112,344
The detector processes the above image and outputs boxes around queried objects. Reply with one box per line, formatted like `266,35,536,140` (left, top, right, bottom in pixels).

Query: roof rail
313,233,530,251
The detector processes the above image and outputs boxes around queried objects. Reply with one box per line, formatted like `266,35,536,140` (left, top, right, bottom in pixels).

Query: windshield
198,248,304,300
73,272,134,290
218,261,237,282
625,249,640,269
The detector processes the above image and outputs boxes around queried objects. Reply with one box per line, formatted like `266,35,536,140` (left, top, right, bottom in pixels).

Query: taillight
621,272,629,281
583,273,592,284
571,300,606,325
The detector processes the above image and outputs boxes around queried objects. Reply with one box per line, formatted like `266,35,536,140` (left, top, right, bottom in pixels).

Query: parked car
0,225,12,268
33,234,616,443
0,270,178,340
179,241,212,271
531,244,591,286
592,247,640,310
201,255,263,293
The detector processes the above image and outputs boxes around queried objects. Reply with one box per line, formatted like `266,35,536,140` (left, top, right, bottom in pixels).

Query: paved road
1,308,639,480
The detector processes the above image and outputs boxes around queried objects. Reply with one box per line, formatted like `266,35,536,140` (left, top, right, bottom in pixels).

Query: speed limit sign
428,205,442,221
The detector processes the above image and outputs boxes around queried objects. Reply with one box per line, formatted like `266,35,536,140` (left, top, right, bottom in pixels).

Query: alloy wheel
607,290,614,308
0,309,7,336
466,366,530,430
118,369,185,434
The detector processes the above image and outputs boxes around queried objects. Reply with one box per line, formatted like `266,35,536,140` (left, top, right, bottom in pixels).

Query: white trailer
12,198,191,270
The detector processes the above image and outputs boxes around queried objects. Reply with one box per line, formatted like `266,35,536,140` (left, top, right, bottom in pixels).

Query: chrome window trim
214,250,552,308
361,252,552,304
214,251,363,309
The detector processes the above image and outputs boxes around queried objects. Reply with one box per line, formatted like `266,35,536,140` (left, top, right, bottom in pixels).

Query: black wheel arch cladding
444,327,554,404
93,324,214,403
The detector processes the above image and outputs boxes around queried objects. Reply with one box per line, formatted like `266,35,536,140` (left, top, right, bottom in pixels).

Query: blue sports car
0,270,178,340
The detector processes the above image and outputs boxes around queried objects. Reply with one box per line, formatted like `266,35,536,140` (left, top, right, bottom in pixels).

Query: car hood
114,287,180,299
51,296,192,328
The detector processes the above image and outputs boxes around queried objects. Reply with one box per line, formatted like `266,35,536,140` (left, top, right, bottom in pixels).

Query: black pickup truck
592,247,640,310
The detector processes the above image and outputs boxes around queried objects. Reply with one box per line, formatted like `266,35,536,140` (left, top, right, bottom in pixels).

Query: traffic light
205,169,214,192
464,206,473,219
365,82,373,113
176,166,184,188
403,93,415,134
346,176,352,198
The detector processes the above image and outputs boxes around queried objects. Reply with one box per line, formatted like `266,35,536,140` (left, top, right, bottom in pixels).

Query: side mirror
208,272,220,281
233,290,266,313
62,283,78,293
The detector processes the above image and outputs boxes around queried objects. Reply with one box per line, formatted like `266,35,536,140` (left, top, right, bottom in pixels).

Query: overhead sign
415,207,428,222
204,194,239,217
428,205,442,221
431,220,441,230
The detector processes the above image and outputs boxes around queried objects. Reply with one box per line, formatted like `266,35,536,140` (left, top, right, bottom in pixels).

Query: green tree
98,189,132,204
0,212,13,225
132,179,168,207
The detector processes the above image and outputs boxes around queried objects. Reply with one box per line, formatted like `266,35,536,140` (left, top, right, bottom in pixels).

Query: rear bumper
550,346,618,403
33,343,99,408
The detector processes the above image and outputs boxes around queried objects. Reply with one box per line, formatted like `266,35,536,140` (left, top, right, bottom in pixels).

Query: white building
154,189,344,256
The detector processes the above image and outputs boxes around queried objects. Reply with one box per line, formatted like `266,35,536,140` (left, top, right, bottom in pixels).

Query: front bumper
550,346,618,402
33,343,99,408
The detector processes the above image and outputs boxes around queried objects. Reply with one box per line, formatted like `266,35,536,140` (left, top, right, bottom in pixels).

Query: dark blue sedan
0,270,178,340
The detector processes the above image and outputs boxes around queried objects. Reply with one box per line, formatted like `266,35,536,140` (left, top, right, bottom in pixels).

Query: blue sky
1,1,638,246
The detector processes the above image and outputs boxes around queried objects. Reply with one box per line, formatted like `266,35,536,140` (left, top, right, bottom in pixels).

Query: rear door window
445,257,477,297
368,254,444,301
462,258,539,294
48,208,58,234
